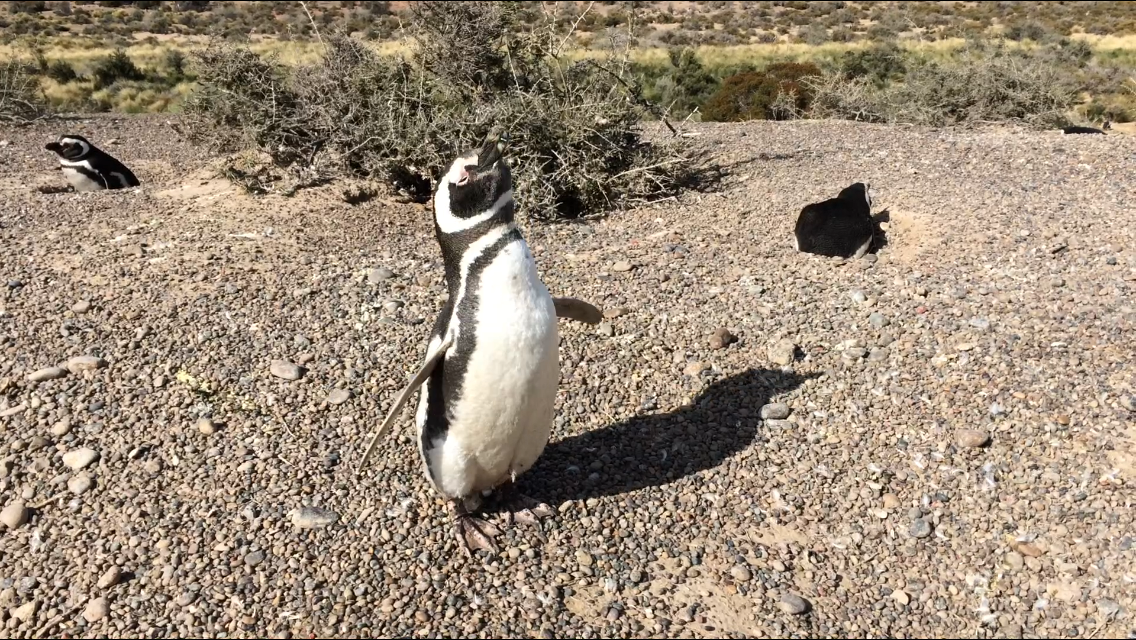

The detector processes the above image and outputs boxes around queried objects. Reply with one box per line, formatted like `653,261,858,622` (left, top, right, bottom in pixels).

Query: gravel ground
1,113,1134,639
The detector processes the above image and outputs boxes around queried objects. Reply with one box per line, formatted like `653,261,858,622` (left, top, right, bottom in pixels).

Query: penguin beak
45,142,61,153
476,128,508,171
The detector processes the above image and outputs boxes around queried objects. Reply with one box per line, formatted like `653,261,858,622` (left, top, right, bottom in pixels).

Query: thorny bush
181,1,700,221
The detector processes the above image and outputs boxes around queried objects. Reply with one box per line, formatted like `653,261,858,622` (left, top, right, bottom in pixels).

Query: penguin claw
455,514,501,557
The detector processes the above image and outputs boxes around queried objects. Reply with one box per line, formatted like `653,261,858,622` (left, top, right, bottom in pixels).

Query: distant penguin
44,134,140,192
356,127,603,556
1103,120,1112,131
1061,124,1106,135
794,182,876,259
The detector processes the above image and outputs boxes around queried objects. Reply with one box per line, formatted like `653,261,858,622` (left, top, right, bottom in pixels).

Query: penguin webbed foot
497,489,555,538
452,501,501,557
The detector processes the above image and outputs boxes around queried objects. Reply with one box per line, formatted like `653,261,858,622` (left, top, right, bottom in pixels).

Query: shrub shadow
516,367,817,505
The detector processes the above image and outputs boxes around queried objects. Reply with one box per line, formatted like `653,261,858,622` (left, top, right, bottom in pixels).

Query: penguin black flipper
355,335,454,474
552,297,603,325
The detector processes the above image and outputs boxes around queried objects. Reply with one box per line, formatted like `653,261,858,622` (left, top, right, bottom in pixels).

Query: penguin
356,127,604,556
1060,124,1106,135
44,134,140,192
794,182,876,259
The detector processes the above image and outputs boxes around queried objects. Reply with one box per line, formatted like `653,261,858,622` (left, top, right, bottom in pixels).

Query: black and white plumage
793,182,877,260
357,128,602,556
44,134,140,192
1060,124,1107,135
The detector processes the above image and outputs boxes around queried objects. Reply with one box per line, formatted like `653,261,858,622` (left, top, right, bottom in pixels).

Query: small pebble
730,566,752,582
0,501,29,529
611,261,633,272
956,429,990,448
779,593,809,615
909,518,933,539
368,267,394,283
597,322,614,337
709,327,736,350
68,473,93,495
245,550,266,567
760,403,790,420
327,389,352,405
768,340,796,366
575,550,594,567
97,566,122,589
28,366,68,382
850,290,867,304
66,355,107,374
71,300,92,313
892,590,910,606
197,418,216,435
62,448,99,471
868,312,890,329
83,597,109,623
270,361,304,381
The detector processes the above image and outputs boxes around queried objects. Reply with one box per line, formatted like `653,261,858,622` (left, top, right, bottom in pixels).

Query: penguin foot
498,491,555,540
452,503,501,557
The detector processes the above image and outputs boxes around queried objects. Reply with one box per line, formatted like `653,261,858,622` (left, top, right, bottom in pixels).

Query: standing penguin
793,182,876,259
357,128,603,556
44,134,140,192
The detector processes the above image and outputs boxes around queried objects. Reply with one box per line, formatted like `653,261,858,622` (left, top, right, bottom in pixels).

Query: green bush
46,59,79,83
839,41,906,88
92,49,145,89
701,61,822,122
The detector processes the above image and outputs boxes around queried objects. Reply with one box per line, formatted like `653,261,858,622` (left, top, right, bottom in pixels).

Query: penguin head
433,128,513,228
838,182,872,211
45,135,93,161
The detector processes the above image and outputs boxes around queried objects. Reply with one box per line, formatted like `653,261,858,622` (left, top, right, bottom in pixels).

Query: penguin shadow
514,367,818,506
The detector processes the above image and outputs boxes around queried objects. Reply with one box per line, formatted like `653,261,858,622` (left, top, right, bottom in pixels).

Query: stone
575,550,594,567
97,566,123,589
10,600,36,622
382,300,405,313
909,518,933,539
28,367,68,382
868,312,890,329
270,361,304,381
0,404,26,418
327,389,351,405
68,473,93,495
290,506,339,529
245,550,266,567
709,328,736,350
72,300,92,313
768,340,796,366
779,593,809,615
367,267,394,284
760,403,790,420
956,429,990,448
597,322,614,337
1004,551,1024,571
730,566,752,582
62,448,99,471
611,261,633,272
892,590,910,606
882,493,901,509
850,290,867,304
66,355,107,374
683,361,708,377
0,501,29,529
197,418,216,436
83,597,109,623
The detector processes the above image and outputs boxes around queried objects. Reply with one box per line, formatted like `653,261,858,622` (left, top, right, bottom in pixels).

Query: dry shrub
701,62,822,122
181,1,700,220
0,59,50,123
808,39,1078,128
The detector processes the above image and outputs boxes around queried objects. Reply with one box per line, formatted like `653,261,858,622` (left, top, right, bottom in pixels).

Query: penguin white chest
60,164,106,192
425,239,560,500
